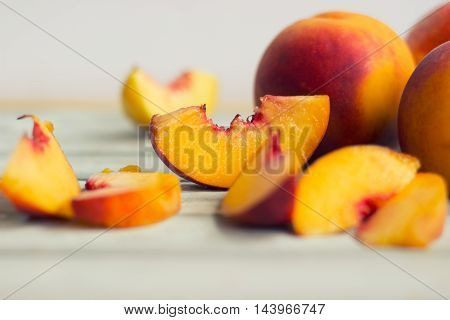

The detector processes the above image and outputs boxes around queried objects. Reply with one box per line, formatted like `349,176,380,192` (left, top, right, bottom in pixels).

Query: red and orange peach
406,3,450,63
255,11,415,155
398,41,450,186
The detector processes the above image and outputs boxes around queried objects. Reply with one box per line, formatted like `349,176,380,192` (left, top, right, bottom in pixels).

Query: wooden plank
0,107,449,300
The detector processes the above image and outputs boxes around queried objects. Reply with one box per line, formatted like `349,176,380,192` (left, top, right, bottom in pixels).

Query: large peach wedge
73,171,180,228
220,131,298,226
357,173,447,247
255,11,415,155
123,68,218,125
0,115,80,218
150,95,330,189
407,3,450,63
398,42,450,186
292,146,420,235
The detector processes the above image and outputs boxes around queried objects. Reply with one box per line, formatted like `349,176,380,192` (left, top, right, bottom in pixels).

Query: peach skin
123,67,218,125
255,11,415,155
398,42,450,187
150,95,329,189
407,3,450,63
357,173,447,248
73,171,181,228
0,115,80,218
291,145,420,236
220,131,298,226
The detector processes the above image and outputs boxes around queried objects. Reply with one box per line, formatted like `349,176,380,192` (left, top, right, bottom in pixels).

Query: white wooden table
0,107,449,299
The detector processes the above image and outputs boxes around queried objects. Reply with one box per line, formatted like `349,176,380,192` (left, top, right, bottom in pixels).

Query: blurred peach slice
357,173,447,247
73,171,181,228
292,145,420,235
0,115,80,218
122,68,218,125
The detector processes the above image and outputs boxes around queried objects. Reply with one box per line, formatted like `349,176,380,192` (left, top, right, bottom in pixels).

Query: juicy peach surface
407,3,450,63
123,68,218,125
255,11,415,155
292,145,420,235
150,95,329,189
357,173,447,247
399,42,450,186
85,171,172,190
73,172,181,228
0,115,80,218
220,132,298,226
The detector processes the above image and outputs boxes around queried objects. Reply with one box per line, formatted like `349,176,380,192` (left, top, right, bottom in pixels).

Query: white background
0,0,445,110
0,300,450,319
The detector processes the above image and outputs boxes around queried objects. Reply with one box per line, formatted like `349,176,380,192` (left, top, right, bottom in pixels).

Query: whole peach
398,41,450,186
255,12,415,155
407,3,450,64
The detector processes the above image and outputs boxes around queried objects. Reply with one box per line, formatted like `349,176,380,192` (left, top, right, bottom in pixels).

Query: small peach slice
357,173,447,247
73,172,180,228
0,115,80,218
85,170,170,190
150,95,330,189
123,68,218,125
220,131,298,226
292,146,420,235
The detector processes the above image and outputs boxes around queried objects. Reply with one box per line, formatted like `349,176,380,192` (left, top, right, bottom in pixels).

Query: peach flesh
122,68,218,125
0,115,80,218
220,132,298,226
73,172,181,228
150,95,330,189
291,145,420,235
357,173,448,247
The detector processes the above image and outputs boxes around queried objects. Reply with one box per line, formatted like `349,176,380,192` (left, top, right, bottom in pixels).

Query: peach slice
357,173,447,247
73,171,181,228
220,131,298,226
150,95,330,189
85,169,170,190
292,146,420,235
123,68,218,125
0,115,80,218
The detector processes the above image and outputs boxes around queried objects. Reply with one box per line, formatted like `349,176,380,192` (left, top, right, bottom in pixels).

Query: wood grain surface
0,108,448,299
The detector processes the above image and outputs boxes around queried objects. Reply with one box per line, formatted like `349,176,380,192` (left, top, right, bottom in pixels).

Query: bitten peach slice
123,67,218,125
0,115,80,218
150,95,330,189
357,173,447,247
292,146,420,235
72,172,180,228
220,132,298,226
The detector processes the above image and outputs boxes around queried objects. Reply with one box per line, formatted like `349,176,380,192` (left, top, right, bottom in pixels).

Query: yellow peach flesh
292,145,420,235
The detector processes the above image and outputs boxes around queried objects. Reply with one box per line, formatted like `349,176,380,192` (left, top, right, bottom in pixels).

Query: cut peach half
150,95,330,189
73,171,181,228
122,67,218,125
0,115,80,218
292,145,420,235
220,131,298,226
357,173,447,247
